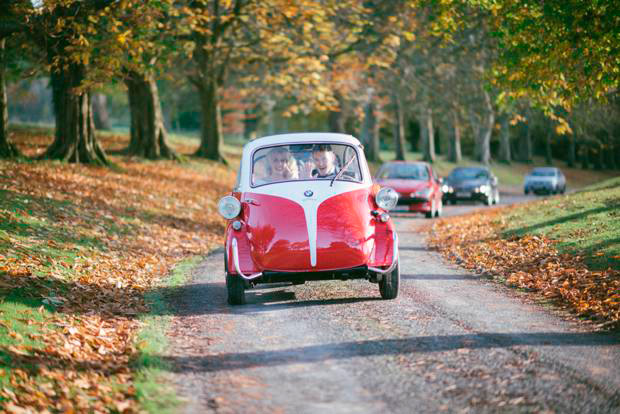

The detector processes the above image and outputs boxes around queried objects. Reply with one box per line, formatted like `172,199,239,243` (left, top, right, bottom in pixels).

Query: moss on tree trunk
0,38,19,159
124,71,178,160
41,64,108,165
194,76,226,163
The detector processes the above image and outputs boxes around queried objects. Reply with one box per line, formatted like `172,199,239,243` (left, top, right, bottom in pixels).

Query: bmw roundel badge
304,190,314,197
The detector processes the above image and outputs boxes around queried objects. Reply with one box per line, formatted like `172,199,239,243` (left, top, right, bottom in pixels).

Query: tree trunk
194,75,226,162
593,142,605,170
606,141,617,170
423,107,436,163
92,93,111,130
545,128,553,165
449,109,462,163
580,140,589,169
328,92,346,133
0,38,19,158
361,95,380,163
476,91,493,165
124,71,178,160
392,93,406,161
520,119,533,163
566,132,576,167
41,63,108,165
498,115,511,164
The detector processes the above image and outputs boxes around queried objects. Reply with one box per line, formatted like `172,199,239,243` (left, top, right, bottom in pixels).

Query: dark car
442,166,500,205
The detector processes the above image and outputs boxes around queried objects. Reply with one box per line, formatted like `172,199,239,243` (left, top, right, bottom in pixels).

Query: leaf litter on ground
0,130,236,412
427,206,620,330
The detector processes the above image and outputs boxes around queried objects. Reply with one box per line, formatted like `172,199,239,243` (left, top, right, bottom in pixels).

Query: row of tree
1,0,619,169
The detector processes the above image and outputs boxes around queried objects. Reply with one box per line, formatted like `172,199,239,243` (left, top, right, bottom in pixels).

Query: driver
311,144,337,178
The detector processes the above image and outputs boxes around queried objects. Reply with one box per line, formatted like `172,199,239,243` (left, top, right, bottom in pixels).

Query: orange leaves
428,209,620,329
1,131,236,411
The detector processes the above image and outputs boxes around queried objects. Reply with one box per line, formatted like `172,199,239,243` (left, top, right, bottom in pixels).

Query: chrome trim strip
368,231,399,274
232,238,263,280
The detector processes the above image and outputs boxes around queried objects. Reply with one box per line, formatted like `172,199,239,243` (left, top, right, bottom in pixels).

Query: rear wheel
226,274,246,305
379,261,400,300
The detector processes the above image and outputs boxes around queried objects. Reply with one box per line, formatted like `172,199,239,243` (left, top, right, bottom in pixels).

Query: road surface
163,197,620,414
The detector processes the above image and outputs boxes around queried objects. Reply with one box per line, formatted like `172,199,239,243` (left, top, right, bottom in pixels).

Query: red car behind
374,161,443,218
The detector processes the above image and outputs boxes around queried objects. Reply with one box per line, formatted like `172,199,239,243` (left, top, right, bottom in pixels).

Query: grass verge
428,176,620,329
132,256,202,414
0,126,235,411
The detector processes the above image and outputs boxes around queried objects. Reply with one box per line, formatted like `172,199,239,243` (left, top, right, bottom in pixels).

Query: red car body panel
243,193,311,272
225,188,396,274
374,163,442,214
316,189,375,270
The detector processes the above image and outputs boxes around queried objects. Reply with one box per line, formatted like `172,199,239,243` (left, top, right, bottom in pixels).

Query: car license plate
456,192,470,198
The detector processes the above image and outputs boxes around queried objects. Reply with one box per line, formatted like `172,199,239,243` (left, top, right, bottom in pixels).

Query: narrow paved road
164,199,620,414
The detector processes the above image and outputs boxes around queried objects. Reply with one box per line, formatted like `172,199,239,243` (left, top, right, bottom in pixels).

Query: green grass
132,256,203,414
0,296,53,391
502,176,620,270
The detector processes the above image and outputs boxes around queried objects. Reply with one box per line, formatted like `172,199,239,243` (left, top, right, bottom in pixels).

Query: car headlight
376,187,399,211
217,196,241,219
441,184,453,193
477,184,489,193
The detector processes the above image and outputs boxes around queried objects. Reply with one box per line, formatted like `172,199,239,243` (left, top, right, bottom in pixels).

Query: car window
251,143,362,186
377,164,430,180
449,168,488,180
530,168,556,177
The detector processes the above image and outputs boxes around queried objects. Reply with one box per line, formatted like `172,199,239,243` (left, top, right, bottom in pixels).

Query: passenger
255,146,298,184
311,144,337,178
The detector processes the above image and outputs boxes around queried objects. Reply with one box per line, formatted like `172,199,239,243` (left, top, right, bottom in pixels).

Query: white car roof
243,133,362,154
235,132,370,191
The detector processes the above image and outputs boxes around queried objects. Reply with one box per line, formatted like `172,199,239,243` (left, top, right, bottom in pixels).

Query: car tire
425,200,434,219
226,274,246,305
524,188,529,195
379,261,400,300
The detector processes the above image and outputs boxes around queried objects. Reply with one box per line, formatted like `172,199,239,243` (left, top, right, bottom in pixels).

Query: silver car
524,167,566,195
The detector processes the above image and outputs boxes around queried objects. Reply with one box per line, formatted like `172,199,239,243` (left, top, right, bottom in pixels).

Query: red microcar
217,133,400,305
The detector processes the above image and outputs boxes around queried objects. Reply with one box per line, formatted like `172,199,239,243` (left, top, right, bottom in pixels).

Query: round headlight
376,187,398,211
218,196,241,219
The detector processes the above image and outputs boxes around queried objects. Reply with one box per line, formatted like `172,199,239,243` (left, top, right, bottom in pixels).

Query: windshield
251,143,362,186
530,169,556,177
377,164,429,180
449,168,488,180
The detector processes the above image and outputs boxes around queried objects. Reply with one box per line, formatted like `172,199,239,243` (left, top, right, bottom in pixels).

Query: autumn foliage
428,209,620,330
0,129,235,412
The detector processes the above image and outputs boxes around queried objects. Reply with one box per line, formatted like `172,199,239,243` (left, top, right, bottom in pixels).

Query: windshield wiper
330,156,356,187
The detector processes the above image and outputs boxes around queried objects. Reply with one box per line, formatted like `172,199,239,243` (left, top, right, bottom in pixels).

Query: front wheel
379,261,400,299
226,274,246,305
425,200,435,218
